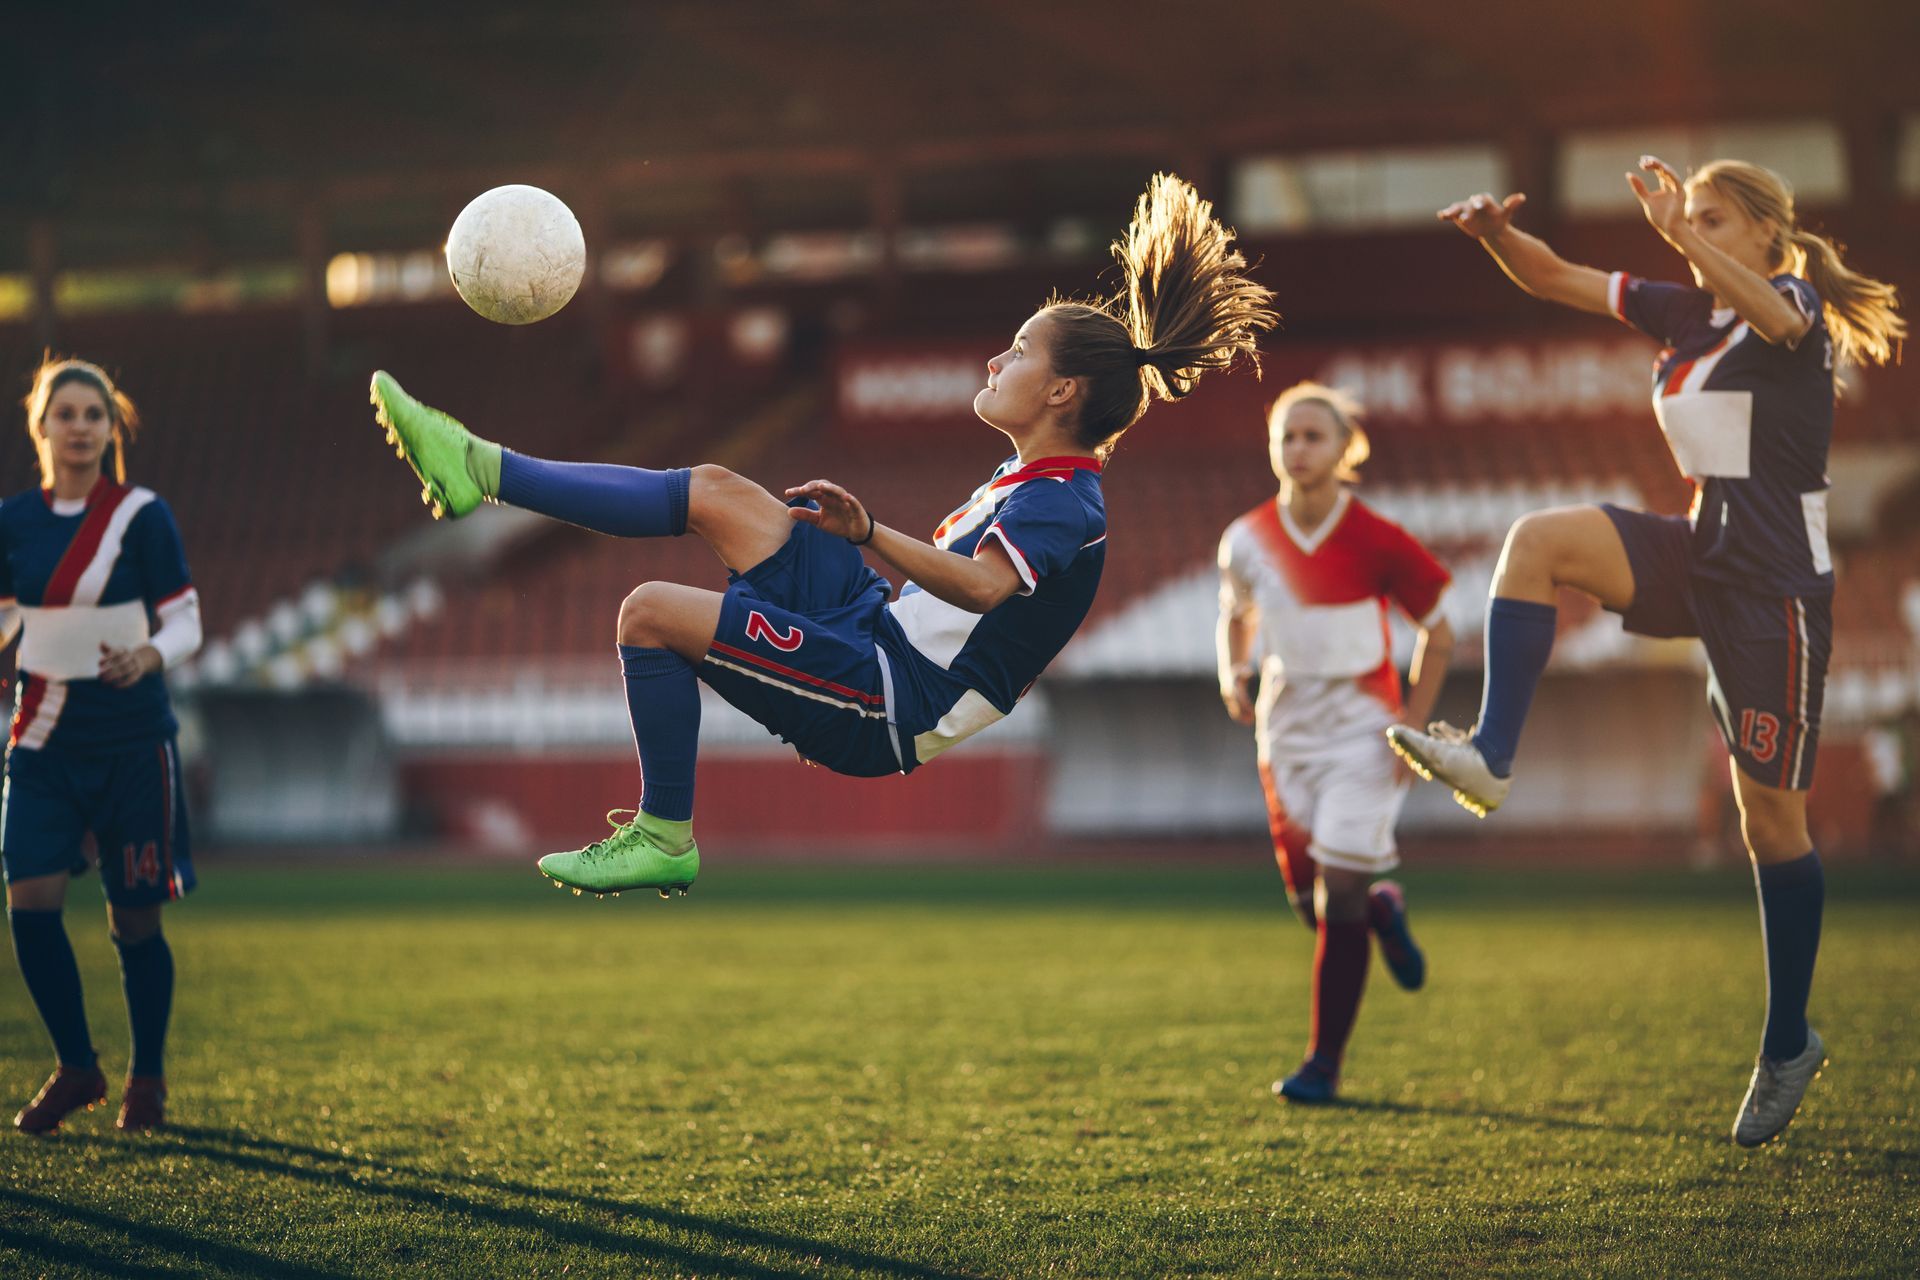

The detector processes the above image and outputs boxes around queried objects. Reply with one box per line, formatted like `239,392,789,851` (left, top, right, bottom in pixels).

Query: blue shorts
1604,505,1830,791
2,738,196,906
697,519,907,778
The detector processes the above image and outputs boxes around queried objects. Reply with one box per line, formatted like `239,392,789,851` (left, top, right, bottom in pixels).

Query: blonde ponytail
1787,226,1905,369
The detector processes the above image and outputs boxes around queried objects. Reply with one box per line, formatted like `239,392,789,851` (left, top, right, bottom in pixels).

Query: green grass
3,860,1916,1278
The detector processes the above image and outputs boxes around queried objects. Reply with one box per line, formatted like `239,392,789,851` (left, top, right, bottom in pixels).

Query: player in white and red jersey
1219,382,1454,1104
1397,158,1905,1145
3,358,202,1135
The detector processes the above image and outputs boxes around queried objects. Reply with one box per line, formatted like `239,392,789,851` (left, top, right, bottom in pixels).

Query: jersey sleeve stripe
979,525,1037,594
1607,271,1629,322
154,584,198,611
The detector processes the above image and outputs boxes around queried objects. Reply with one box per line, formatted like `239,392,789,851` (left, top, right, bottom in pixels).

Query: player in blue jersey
4,357,202,1135
370,173,1276,898
1388,158,1904,1145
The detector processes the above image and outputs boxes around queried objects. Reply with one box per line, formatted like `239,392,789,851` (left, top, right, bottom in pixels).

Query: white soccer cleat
1385,722,1512,818
1732,1028,1826,1147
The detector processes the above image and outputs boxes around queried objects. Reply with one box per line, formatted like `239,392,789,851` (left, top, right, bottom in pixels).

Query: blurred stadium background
4,0,1918,863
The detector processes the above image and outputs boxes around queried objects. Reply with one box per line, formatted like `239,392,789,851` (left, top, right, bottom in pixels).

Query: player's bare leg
1390,506,1634,815
1729,767,1827,1146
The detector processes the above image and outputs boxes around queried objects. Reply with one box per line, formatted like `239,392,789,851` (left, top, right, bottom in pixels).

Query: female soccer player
4,357,201,1134
1390,157,1904,1145
1218,382,1453,1103
372,174,1277,899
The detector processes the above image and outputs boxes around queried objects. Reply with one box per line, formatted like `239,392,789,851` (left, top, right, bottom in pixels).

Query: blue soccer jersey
1606,270,1835,597
877,454,1107,765
2,479,195,753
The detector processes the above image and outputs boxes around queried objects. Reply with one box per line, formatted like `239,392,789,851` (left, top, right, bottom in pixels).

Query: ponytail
1043,174,1278,461
1787,226,1905,369
1688,160,1905,371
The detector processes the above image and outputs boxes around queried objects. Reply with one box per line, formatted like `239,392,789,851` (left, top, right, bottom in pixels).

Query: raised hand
1437,192,1526,239
783,479,873,543
1626,155,1686,242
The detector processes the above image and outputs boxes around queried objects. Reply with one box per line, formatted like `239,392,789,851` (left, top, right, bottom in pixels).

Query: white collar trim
1277,488,1351,554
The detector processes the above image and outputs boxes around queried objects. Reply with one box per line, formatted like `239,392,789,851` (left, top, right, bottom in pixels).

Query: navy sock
114,932,174,1078
8,908,96,1069
1470,597,1558,776
1754,850,1824,1060
620,644,701,822
499,453,690,538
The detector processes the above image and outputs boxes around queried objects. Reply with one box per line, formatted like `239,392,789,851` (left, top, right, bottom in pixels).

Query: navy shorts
697,519,906,778
2,738,196,906
1603,505,1830,791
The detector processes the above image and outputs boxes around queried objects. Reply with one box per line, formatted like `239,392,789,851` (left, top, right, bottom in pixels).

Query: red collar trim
990,455,1103,489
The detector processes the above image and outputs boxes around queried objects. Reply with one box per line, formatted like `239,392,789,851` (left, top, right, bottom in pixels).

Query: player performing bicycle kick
1389,157,1903,1145
370,174,1278,899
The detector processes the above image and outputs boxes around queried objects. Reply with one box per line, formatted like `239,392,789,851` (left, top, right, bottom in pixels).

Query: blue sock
499,453,690,538
1470,597,1558,777
114,932,174,1078
1754,850,1824,1060
620,644,700,822
8,908,96,1070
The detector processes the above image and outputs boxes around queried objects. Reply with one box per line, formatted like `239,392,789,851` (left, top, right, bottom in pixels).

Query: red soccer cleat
117,1076,168,1132
14,1064,108,1136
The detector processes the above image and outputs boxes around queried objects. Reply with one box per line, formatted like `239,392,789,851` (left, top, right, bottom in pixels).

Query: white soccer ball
444,185,586,325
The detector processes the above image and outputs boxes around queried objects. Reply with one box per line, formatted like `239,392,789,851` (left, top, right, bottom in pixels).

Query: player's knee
616,582,671,647
107,906,162,944
1739,802,1810,860
1314,869,1370,923
686,464,753,522
1503,511,1557,572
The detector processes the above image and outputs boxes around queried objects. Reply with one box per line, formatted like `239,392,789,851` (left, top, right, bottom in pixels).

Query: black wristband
849,510,876,546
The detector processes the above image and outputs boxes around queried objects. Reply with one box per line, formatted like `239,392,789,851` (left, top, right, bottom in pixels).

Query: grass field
2,858,1916,1279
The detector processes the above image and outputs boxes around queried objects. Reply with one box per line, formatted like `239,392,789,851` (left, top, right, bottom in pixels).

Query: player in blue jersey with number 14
370,174,1276,898
4,358,202,1135
1388,158,1904,1146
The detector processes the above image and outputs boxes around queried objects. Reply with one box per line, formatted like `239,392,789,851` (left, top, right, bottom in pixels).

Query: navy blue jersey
1,480,194,754
1607,270,1835,596
877,455,1106,765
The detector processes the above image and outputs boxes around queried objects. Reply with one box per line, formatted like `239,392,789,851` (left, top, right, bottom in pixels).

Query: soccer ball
444,185,586,325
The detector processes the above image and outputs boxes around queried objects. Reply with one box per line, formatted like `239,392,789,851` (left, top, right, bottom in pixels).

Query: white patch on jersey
16,680,67,750
71,487,157,606
1654,390,1754,478
913,687,1004,764
16,600,152,681
1801,490,1832,575
887,589,980,669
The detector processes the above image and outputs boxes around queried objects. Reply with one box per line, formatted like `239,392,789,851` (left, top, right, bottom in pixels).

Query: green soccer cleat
368,370,496,519
537,809,700,899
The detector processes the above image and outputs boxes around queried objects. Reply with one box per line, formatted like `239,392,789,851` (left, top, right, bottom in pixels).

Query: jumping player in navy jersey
369,174,1277,899
4,358,202,1135
1389,158,1904,1145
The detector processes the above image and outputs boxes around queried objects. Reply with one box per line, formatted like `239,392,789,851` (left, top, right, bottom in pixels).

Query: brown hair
22,355,141,488
1268,381,1371,484
1688,160,1905,369
1042,173,1278,461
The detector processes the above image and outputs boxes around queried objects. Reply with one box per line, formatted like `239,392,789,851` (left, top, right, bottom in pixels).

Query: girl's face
1683,183,1778,283
1271,400,1347,490
37,381,113,477
975,311,1064,436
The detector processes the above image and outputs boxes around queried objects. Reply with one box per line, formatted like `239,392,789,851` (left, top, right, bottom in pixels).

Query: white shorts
1257,728,1407,875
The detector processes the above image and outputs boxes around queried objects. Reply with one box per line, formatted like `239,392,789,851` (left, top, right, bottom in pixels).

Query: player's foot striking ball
372,175,1276,899
535,810,699,898
13,1064,108,1136
368,370,497,519
1732,1028,1826,1147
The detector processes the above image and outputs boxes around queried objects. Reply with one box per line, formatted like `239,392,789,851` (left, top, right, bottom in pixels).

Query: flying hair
1042,173,1279,461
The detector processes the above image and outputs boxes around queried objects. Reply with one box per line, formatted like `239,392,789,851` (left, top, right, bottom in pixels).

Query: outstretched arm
1627,156,1812,347
1400,616,1454,733
1438,192,1612,316
785,480,1023,615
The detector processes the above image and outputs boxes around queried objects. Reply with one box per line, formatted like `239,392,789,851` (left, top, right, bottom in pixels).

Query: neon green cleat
368,370,496,519
536,809,700,899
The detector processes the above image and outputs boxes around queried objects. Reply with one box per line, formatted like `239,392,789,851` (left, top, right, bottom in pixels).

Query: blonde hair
1687,160,1905,369
1268,380,1371,483
22,355,141,488
1042,173,1278,461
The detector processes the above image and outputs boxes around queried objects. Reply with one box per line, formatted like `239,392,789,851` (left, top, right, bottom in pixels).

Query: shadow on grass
52,1125,980,1280
1279,1094,1696,1141
0,1190,357,1279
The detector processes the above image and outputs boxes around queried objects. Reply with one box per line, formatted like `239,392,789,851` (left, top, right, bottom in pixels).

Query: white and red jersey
1219,489,1450,759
